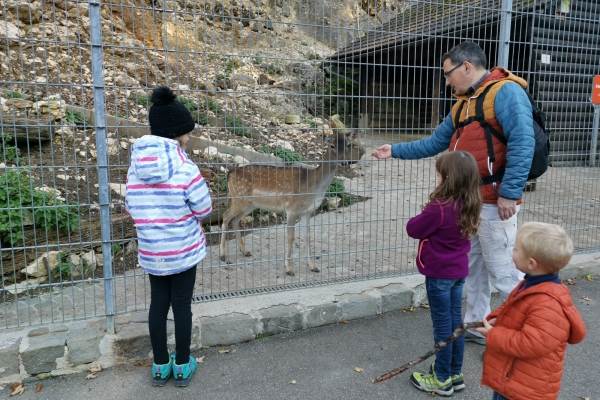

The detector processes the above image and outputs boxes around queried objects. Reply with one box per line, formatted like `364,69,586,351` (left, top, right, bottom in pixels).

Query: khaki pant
464,205,524,337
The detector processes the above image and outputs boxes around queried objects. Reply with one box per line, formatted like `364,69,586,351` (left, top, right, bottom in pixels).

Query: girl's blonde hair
425,151,482,238
517,222,574,273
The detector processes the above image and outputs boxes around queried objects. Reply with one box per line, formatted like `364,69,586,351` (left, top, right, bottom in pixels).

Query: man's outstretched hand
372,144,392,159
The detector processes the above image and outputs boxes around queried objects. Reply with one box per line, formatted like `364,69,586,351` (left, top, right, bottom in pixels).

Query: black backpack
454,81,550,186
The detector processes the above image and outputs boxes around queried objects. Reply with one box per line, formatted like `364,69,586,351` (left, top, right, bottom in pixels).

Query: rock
80,250,97,271
0,21,21,41
33,99,67,120
285,115,300,124
250,21,262,32
231,73,255,86
108,183,126,198
106,138,119,156
233,155,249,165
20,251,61,277
54,126,74,145
327,197,341,209
5,276,48,295
204,146,219,159
282,3,291,17
69,254,84,279
265,17,274,30
125,241,138,254
273,139,294,151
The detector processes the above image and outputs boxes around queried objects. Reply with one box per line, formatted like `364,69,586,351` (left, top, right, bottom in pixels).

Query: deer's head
325,131,365,166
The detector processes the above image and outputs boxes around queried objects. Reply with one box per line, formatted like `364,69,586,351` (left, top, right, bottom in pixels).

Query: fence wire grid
0,0,599,330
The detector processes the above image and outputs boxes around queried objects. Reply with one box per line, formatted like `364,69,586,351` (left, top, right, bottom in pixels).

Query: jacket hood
129,135,186,184
453,67,528,101
519,283,587,344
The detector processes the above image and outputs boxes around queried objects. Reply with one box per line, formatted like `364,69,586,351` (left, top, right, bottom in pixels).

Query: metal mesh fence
0,0,598,330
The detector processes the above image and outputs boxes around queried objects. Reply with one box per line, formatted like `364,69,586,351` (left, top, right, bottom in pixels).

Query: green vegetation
323,178,355,209
253,57,263,65
63,110,91,127
212,173,228,193
3,90,22,99
1,133,21,164
135,95,152,107
225,116,251,138
319,75,360,128
257,146,303,165
0,170,79,246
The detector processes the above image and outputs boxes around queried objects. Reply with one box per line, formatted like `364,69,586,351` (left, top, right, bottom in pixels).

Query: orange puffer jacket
481,282,587,400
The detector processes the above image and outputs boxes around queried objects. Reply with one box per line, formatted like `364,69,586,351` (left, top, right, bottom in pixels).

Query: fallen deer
219,132,364,276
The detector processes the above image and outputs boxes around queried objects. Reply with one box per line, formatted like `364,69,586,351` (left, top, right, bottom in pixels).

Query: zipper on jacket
418,239,428,268
504,359,516,381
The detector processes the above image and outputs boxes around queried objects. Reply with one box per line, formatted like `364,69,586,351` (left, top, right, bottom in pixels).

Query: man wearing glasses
372,42,535,347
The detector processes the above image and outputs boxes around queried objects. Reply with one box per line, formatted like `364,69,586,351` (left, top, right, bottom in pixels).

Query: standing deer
219,132,363,276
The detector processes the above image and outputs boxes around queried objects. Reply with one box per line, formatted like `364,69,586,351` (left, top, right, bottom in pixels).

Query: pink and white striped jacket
125,135,212,275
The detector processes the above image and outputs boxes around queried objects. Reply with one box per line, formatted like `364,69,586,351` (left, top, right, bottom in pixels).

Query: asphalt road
3,275,598,400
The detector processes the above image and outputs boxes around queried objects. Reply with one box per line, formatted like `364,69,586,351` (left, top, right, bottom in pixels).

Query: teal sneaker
152,352,174,387
173,355,198,387
410,368,454,397
429,363,465,392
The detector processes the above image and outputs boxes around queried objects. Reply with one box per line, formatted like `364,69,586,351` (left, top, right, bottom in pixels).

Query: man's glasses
443,62,464,79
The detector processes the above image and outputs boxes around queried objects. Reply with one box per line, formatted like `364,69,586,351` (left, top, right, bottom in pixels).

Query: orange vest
449,68,525,204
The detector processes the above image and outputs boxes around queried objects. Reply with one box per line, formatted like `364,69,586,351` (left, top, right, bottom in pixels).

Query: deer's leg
232,207,254,257
285,213,297,276
299,214,318,273
220,208,236,263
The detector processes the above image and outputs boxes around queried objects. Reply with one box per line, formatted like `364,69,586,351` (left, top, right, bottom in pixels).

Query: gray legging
148,265,196,365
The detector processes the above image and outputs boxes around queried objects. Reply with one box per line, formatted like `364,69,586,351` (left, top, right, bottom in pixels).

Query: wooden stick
372,321,485,384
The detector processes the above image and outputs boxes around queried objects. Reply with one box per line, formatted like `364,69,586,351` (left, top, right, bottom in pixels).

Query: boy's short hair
517,222,574,274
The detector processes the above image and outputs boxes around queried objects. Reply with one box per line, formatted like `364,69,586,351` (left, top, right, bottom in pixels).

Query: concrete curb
1,253,598,385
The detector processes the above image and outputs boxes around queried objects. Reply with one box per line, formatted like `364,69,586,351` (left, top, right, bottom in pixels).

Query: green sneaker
410,368,454,397
430,362,465,392
173,355,198,387
152,352,174,387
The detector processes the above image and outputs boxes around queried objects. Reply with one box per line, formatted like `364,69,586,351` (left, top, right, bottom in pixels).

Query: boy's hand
473,319,494,337
371,144,392,159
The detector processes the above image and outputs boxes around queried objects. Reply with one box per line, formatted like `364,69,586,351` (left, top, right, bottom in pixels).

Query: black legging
148,266,196,365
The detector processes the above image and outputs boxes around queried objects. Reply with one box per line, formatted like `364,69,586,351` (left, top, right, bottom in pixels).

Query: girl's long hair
425,151,482,238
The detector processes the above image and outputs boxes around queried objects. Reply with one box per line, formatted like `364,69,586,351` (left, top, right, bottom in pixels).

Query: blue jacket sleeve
390,113,455,159
494,83,535,200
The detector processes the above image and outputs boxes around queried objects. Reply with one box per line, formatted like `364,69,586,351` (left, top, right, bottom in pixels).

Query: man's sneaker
429,363,465,392
173,355,198,387
465,331,487,346
152,352,174,387
410,369,454,397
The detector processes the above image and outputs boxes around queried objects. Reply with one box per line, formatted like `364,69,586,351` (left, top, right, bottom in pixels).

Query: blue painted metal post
89,0,115,335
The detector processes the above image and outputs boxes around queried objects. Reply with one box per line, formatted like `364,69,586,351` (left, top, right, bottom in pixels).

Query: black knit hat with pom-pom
148,86,195,139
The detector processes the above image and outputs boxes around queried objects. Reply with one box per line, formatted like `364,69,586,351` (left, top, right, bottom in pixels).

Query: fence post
89,0,116,335
591,105,599,167
498,0,513,68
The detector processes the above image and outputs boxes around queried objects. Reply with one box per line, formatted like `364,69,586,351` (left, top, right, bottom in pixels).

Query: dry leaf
353,366,364,373
578,397,590,400
35,383,43,393
586,275,594,282
196,356,205,363
85,374,97,380
288,380,297,384
61,378,67,383
582,296,592,301
341,320,349,324
218,349,230,354
421,302,430,309
402,307,416,313
89,365,102,373
10,383,25,396
134,361,152,367
9,383,21,392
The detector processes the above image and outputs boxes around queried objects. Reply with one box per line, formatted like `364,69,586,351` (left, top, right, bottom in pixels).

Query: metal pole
591,105,599,167
89,0,115,335
162,0,170,85
497,0,513,68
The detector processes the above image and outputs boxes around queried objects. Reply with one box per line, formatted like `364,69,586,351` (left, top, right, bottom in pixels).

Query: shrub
257,146,303,165
3,90,22,99
225,116,251,138
0,170,80,245
1,133,20,164
63,110,91,127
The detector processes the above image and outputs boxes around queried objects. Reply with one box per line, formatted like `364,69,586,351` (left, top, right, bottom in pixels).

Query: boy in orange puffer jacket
474,222,586,400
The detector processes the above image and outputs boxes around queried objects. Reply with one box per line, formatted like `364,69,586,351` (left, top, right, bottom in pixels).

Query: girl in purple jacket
407,151,482,396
